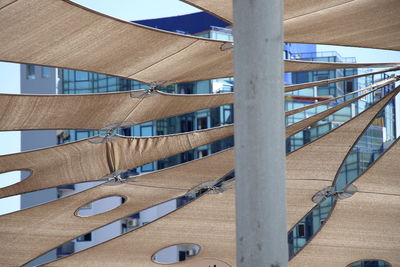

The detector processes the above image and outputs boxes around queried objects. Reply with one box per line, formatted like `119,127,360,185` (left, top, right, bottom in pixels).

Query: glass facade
349,260,391,267
335,98,396,191
286,79,396,153
287,88,398,258
288,196,334,257
61,69,145,94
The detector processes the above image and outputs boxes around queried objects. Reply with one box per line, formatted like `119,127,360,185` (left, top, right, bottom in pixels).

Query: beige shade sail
0,90,233,131
43,139,400,267
285,67,400,93
0,149,234,267
181,0,232,23
285,78,397,138
3,87,396,266
12,87,398,266
0,0,398,85
181,0,356,24
285,0,400,50
285,85,400,228
0,0,232,85
0,74,395,132
44,190,237,267
182,0,400,50
289,140,400,266
39,142,400,267
0,125,233,198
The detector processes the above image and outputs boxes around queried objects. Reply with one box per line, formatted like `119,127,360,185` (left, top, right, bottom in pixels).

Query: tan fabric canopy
0,74,394,132
2,87,395,265
182,0,356,24
44,190,237,267
0,125,233,198
182,0,400,50
285,67,400,93
43,134,400,267
0,0,398,85
181,0,232,23
40,140,400,267
285,85,399,228
0,90,233,131
0,0,232,84
0,149,234,267
285,0,400,50
0,83,396,228
289,140,400,266
0,73,395,132
285,79,397,138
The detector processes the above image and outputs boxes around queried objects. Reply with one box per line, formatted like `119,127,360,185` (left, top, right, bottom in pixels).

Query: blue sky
0,1,399,214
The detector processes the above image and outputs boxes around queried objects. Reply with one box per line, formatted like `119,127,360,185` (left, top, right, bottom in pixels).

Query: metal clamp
102,170,138,186
312,184,357,203
130,81,174,99
220,42,234,51
186,177,235,196
89,122,134,144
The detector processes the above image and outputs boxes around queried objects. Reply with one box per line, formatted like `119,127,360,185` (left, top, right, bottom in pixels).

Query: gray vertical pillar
233,0,288,266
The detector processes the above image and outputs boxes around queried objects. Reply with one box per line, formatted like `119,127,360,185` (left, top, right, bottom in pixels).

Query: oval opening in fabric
76,195,126,217
190,258,232,267
152,243,201,264
0,170,32,189
348,260,391,267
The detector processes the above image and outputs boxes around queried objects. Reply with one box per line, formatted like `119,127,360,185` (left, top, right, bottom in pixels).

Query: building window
180,119,193,132
140,125,153,137
75,130,90,140
198,149,208,158
297,223,305,237
75,71,89,81
141,163,154,172
41,66,51,78
197,117,208,130
26,65,35,80
346,81,354,93
76,233,92,242
223,106,233,124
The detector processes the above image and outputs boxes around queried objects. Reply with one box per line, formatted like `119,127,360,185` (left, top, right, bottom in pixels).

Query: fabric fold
0,125,234,198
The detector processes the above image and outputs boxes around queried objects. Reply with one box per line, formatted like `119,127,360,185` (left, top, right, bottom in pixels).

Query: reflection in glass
286,87,372,126
25,194,196,267
152,243,200,264
286,85,394,153
288,196,334,258
349,260,391,267
288,91,399,259
335,98,396,191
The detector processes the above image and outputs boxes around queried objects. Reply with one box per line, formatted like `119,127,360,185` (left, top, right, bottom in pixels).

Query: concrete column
233,0,288,266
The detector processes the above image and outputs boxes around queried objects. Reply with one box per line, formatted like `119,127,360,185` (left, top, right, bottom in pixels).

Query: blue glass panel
75,71,89,81
335,99,396,191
